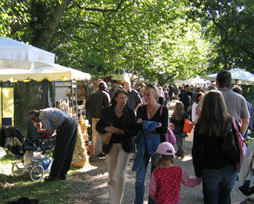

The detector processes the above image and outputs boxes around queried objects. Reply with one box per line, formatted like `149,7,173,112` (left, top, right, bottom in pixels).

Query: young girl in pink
149,142,201,204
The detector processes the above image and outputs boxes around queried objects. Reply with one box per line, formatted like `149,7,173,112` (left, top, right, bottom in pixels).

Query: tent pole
71,80,74,116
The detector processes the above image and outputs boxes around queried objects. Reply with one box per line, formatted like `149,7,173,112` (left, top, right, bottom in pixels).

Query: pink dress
149,165,201,204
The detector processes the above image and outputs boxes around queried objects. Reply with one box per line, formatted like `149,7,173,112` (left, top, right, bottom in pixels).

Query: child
149,142,201,204
170,101,187,159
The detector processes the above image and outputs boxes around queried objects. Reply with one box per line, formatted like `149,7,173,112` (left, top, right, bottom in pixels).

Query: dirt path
66,140,247,204
63,100,247,204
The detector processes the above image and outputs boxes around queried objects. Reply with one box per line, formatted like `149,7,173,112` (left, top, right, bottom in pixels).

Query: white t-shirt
192,102,198,122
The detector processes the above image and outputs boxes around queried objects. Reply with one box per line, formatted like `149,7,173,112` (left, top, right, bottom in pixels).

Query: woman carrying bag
96,89,138,204
192,90,238,204
133,84,169,204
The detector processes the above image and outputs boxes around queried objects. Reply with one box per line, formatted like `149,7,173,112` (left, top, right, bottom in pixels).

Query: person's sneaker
97,152,106,157
180,151,185,159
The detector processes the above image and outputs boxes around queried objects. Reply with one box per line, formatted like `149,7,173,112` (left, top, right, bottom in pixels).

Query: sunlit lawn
0,150,73,204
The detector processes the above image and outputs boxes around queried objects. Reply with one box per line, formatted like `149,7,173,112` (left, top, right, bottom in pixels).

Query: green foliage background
1,0,253,84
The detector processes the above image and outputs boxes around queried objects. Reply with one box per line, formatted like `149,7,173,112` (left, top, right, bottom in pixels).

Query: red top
149,165,201,204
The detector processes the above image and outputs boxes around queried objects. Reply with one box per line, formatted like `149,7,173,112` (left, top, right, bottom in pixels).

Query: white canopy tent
0,64,91,82
0,36,55,70
205,68,254,85
174,76,210,86
0,64,91,116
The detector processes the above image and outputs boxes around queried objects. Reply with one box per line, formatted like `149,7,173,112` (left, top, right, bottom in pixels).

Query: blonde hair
145,84,159,99
155,154,174,167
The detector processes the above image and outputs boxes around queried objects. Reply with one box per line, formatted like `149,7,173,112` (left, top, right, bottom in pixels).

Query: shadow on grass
0,155,138,204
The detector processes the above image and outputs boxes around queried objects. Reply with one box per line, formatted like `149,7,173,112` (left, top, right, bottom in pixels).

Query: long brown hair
172,101,184,121
196,90,231,137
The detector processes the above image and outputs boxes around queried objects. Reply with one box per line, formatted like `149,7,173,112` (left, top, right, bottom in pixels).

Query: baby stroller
0,120,56,181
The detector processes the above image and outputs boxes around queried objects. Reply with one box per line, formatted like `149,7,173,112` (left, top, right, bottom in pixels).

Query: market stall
0,64,92,166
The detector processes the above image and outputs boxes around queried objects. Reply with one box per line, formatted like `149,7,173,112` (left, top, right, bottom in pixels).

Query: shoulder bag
232,118,247,169
99,131,112,145
183,118,194,133
160,105,176,145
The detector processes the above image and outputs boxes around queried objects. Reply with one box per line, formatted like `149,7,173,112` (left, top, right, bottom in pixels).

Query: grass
0,150,74,204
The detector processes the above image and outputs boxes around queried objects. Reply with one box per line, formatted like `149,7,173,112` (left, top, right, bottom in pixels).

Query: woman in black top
96,89,138,204
192,90,238,204
133,84,168,204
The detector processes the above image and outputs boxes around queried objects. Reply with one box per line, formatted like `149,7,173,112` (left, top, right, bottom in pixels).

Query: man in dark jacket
179,84,192,119
86,81,110,157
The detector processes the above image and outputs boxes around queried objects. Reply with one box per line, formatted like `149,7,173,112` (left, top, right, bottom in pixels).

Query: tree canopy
0,0,253,83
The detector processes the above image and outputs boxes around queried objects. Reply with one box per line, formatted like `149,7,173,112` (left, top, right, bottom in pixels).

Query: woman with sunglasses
133,84,169,204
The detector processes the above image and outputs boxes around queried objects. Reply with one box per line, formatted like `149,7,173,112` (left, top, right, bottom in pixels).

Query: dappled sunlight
0,162,12,175
94,182,107,189
70,162,98,174
180,154,193,162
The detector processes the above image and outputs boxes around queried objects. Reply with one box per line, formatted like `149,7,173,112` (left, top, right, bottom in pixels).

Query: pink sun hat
156,142,176,156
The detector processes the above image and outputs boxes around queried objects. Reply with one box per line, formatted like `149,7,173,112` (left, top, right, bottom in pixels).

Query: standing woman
192,90,238,204
133,84,169,204
96,89,138,204
191,92,204,123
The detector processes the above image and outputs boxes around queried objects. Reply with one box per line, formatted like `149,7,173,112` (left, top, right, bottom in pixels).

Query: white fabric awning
0,36,55,69
0,64,91,82
205,68,254,85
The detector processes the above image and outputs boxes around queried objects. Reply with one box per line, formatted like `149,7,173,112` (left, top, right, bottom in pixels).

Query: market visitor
85,81,110,157
232,85,253,133
29,108,77,181
149,142,201,204
179,84,192,120
170,101,188,159
133,84,168,204
192,90,238,204
123,80,142,113
216,69,249,135
191,92,204,123
96,89,138,204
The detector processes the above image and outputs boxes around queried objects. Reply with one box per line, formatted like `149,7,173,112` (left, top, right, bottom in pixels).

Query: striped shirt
39,108,70,135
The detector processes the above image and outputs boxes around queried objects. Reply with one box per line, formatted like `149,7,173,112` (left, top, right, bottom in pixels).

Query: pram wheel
30,164,44,181
12,161,26,176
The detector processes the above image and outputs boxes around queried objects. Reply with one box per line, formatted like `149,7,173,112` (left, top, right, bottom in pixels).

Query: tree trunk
35,0,69,50
17,80,51,126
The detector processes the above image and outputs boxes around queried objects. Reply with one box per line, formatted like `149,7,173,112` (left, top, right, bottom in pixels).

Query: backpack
221,123,240,164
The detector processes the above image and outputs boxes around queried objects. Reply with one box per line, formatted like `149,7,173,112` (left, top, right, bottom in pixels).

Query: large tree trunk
17,80,52,126
32,0,69,50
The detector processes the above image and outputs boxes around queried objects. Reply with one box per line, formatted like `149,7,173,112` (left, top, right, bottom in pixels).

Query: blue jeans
176,135,184,152
201,165,237,204
135,151,157,204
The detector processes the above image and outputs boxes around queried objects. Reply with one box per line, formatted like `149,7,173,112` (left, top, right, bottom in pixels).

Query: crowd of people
31,69,254,204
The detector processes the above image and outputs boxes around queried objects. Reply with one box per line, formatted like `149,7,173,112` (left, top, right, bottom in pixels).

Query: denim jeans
135,151,157,204
176,135,184,152
201,165,237,204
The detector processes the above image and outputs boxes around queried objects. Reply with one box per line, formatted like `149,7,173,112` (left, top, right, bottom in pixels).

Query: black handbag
221,122,240,164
